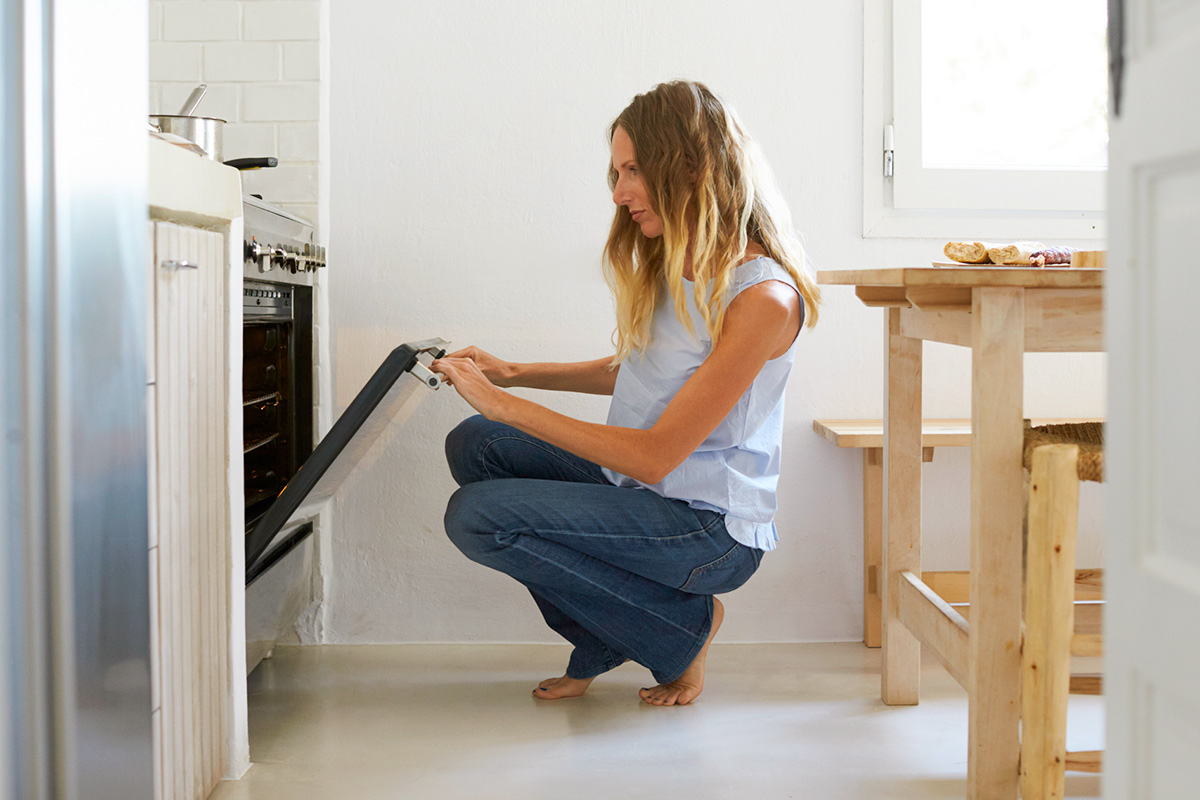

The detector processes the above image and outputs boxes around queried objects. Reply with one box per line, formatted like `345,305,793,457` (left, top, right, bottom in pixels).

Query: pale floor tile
210,643,1104,800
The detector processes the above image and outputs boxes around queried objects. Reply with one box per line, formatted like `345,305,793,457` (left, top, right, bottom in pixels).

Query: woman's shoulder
730,253,793,291
735,244,770,267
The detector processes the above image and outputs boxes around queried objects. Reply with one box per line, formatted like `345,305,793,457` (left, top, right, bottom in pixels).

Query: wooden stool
812,418,1103,648
1021,422,1105,798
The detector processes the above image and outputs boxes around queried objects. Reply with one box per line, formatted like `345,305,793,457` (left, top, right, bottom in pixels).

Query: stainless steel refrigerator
2,1,155,797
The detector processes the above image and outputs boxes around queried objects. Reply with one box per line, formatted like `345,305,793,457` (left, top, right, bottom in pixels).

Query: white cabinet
147,220,231,800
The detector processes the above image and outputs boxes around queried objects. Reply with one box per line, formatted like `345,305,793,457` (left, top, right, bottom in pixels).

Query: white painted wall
326,0,1106,644
150,0,321,224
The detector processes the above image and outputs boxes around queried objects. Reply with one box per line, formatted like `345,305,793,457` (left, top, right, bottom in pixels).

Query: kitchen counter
147,135,251,783
148,134,241,225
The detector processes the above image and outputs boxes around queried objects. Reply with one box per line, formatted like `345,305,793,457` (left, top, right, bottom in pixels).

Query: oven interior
244,281,313,535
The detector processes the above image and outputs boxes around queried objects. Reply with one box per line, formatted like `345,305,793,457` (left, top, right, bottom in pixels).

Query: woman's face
610,126,663,238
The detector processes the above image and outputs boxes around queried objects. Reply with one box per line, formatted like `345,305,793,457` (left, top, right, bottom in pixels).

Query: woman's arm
433,281,800,484
444,346,619,396
514,357,619,395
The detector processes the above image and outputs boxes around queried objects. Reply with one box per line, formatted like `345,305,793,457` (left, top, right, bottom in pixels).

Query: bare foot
638,596,724,706
532,674,595,700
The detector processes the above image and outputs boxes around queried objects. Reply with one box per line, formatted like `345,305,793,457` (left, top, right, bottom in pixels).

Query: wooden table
815,267,1104,799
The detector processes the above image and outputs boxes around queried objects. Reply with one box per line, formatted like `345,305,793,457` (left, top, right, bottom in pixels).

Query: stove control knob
249,240,278,273
280,246,298,273
248,239,266,270
302,243,320,272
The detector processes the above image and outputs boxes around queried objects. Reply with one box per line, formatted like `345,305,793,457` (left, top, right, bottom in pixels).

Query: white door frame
1105,0,1200,796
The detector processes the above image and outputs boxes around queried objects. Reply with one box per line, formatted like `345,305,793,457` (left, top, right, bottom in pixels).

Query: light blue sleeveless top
601,257,802,551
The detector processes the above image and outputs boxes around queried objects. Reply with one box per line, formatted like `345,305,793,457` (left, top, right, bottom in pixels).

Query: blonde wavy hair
603,81,820,364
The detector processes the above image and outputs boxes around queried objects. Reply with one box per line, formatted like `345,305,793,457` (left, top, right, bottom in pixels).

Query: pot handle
178,84,207,116
225,157,278,170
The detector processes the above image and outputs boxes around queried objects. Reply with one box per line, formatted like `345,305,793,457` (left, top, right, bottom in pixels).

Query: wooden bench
812,418,1102,648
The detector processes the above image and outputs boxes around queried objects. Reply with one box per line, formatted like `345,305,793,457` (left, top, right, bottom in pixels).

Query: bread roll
987,241,1045,266
943,241,996,264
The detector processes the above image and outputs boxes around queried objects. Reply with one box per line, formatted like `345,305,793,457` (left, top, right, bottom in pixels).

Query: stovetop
242,195,325,285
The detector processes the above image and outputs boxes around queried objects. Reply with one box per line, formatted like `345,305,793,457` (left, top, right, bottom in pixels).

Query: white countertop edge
148,135,243,226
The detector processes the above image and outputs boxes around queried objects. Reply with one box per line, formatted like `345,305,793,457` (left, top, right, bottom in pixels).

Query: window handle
883,124,895,179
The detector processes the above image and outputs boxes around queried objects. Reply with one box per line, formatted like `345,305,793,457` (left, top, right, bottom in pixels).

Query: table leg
968,287,1026,799
883,307,922,705
863,447,882,648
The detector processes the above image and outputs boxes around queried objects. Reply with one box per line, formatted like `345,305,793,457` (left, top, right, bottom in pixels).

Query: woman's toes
639,684,680,706
639,681,701,706
532,675,593,700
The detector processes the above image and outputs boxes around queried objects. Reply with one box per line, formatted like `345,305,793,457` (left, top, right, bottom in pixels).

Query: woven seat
1022,421,1104,482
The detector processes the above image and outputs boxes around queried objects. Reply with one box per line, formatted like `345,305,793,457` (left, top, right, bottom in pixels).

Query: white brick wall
243,83,319,121
278,123,318,161
244,2,320,41
150,0,321,225
202,42,280,82
150,42,202,82
149,3,163,40
163,1,241,41
222,122,276,157
282,42,318,80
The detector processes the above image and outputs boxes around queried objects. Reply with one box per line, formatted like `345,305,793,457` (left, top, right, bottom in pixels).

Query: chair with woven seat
1020,421,1105,799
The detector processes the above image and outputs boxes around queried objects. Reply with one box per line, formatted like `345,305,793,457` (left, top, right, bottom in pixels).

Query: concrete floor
210,643,1104,799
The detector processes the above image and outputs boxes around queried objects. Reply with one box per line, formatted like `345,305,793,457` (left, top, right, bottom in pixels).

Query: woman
432,81,820,706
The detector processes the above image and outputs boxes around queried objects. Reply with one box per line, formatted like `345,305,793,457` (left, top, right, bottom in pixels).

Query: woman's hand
443,346,517,387
431,356,513,421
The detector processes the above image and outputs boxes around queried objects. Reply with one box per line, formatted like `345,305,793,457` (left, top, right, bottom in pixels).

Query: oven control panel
243,280,294,321
244,237,326,275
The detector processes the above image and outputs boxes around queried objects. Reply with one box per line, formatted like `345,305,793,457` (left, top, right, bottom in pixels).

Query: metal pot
150,114,225,161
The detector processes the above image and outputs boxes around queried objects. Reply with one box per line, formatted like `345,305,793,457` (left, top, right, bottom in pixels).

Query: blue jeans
443,415,763,684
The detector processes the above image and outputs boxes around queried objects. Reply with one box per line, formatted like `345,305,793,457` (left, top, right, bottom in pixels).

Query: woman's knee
444,414,499,486
443,482,506,561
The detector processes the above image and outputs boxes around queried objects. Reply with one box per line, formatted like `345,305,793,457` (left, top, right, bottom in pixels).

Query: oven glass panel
243,283,313,530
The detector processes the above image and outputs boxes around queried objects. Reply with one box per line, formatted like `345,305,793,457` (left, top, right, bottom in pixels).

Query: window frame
863,0,1107,240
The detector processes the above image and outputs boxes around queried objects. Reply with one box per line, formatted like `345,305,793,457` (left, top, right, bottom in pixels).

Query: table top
812,418,1105,449
816,266,1104,289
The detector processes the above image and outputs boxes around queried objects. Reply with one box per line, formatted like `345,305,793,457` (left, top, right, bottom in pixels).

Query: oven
241,196,323,671
240,196,446,673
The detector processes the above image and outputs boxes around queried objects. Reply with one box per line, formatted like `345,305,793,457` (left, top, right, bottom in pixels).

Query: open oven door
244,337,448,585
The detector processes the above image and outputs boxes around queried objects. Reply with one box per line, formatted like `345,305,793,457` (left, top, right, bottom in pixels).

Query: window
863,0,1109,239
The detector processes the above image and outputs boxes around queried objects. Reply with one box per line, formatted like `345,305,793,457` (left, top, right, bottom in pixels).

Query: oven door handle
406,337,449,357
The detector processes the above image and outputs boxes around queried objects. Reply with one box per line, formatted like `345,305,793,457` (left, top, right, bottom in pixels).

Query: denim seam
478,435,607,484
566,651,623,680
513,512,724,544
656,597,713,684
680,544,742,592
